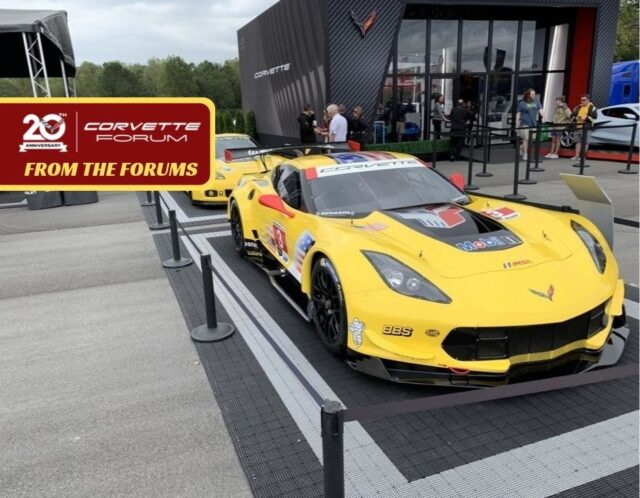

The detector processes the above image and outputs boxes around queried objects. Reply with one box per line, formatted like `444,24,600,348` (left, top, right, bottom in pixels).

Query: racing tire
229,202,246,257
311,257,348,355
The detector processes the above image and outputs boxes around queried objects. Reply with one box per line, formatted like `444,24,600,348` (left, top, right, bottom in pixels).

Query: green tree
615,0,639,61
142,58,164,96
222,110,234,134
159,56,197,96
222,58,242,108
244,110,257,139
97,61,144,96
234,109,245,133
75,61,102,96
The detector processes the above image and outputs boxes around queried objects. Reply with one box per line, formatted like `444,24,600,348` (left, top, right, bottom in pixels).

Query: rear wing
223,142,353,162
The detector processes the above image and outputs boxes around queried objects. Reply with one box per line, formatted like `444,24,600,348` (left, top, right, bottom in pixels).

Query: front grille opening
443,302,608,361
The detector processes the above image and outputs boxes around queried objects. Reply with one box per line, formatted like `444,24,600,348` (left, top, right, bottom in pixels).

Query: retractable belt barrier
321,364,638,498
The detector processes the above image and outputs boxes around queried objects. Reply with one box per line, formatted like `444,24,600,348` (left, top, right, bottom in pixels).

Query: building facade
238,0,619,145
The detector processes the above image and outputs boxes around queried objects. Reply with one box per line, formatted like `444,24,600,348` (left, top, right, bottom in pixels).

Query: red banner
0,98,215,190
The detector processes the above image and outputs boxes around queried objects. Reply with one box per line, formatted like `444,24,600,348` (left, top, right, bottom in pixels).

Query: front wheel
229,202,246,257
311,258,347,355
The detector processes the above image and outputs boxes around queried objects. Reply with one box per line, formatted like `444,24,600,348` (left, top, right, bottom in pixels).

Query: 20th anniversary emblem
0,98,215,191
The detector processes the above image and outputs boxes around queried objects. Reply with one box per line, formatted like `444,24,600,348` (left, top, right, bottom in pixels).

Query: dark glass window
398,20,426,74
520,21,546,70
461,21,489,73
491,21,518,71
430,20,458,73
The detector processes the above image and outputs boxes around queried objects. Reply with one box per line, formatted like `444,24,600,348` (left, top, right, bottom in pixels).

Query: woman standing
545,96,572,159
431,94,449,140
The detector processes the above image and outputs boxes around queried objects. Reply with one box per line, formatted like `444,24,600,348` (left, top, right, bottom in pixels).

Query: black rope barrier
530,122,545,172
320,363,637,496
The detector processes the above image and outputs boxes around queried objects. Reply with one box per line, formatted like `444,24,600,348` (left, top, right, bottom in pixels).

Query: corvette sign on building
0,98,215,191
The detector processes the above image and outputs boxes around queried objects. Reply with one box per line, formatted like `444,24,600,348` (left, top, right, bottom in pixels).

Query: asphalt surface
0,192,250,497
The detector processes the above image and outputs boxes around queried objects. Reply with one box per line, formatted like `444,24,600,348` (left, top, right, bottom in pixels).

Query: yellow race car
190,133,285,206
227,151,628,386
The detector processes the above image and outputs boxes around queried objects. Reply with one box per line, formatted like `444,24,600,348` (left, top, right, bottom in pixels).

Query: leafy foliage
615,0,639,61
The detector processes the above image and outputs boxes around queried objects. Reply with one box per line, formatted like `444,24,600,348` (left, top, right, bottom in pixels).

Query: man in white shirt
327,104,348,142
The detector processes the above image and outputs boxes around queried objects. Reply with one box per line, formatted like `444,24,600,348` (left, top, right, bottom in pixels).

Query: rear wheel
560,130,575,148
311,258,347,355
229,202,246,257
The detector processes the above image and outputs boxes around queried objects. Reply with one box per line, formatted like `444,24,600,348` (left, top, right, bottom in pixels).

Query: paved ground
0,192,250,497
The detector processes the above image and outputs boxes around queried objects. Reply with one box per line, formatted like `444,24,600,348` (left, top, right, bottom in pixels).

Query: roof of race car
284,151,418,171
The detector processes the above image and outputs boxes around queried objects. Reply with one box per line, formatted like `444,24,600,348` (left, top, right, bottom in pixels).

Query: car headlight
571,221,606,273
363,251,451,303
215,171,226,180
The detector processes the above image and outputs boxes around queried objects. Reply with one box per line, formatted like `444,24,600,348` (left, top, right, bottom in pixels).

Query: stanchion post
149,191,169,230
519,127,536,185
574,126,590,174
431,133,438,169
619,122,638,175
464,129,478,190
530,121,545,172
163,210,193,269
140,191,155,206
321,401,345,498
505,140,526,200
190,254,235,342
477,126,493,177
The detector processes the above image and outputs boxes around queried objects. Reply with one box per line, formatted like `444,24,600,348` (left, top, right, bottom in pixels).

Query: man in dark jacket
349,105,368,148
298,104,317,144
449,99,470,161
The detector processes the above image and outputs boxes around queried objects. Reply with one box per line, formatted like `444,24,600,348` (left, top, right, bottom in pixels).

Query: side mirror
449,172,465,190
258,194,295,218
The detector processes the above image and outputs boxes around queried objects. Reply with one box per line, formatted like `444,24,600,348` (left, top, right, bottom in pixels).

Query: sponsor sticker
0,98,214,190
455,235,522,252
397,206,466,229
503,259,532,269
315,159,421,178
349,318,365,348
382,325,413,337
481,207,519,221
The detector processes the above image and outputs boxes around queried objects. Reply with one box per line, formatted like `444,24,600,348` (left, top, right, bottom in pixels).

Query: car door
594,107,639,146
257,164,311,279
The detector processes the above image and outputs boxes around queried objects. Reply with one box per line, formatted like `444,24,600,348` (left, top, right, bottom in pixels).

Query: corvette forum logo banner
0,98,215,191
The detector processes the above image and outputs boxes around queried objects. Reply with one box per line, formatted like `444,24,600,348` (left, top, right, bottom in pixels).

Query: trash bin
62,191,99,206
25,191,63,210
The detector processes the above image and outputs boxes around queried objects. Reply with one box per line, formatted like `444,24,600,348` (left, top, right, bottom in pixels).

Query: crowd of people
297,91,599,161
297,103,368,147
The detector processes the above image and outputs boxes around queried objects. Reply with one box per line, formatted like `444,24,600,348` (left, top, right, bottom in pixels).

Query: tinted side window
276,166,302,210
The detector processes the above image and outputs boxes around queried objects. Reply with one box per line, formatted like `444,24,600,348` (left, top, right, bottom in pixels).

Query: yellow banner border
0,97,215,191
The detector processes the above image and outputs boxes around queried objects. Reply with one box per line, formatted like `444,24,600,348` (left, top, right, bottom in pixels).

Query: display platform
141,192,639,498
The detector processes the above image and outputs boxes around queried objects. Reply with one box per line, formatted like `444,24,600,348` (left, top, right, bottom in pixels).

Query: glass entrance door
427,76,454,140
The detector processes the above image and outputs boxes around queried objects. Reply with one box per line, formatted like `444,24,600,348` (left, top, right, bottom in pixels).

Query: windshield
307,161,468,216
215,137,258,158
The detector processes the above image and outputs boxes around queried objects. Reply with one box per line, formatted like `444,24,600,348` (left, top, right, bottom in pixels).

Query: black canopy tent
0,9,76,97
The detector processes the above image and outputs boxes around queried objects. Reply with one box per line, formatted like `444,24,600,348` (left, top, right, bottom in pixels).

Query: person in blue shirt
516,88,544,160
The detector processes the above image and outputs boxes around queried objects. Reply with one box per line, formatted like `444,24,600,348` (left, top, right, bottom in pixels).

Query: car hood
324,200,582,279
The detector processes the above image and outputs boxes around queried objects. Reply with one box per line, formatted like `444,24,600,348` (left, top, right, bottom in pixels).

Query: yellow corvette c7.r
190,133,286,205
227,151,628,386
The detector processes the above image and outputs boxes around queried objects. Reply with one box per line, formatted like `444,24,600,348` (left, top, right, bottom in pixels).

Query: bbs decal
382,325,413,337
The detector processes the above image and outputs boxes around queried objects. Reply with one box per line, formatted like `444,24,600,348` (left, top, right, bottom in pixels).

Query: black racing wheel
229,201,246,257
311,257,347,354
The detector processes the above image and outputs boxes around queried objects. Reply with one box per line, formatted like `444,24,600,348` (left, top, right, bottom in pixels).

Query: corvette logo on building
350,9,377,37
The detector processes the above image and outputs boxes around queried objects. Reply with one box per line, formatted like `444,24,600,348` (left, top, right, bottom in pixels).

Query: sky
0,0,279,64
